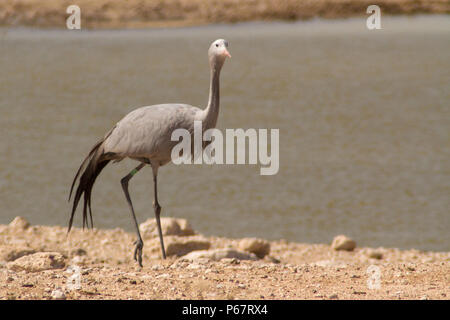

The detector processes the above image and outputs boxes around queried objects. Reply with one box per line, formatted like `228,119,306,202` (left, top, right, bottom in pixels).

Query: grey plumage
68,39,231,266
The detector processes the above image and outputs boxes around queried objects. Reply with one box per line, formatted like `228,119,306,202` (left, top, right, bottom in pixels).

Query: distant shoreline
1,0,449,29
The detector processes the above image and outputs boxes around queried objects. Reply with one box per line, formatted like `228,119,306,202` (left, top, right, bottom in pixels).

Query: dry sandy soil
0,216,449,300
0,0,449,29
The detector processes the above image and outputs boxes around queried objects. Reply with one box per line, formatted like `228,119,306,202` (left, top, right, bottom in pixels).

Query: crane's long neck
203,65,221,129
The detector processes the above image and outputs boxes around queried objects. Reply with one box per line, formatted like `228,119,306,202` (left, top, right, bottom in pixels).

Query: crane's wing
103,104,202,161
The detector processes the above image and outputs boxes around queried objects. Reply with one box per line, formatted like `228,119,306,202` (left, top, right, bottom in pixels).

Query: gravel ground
0,217,449,300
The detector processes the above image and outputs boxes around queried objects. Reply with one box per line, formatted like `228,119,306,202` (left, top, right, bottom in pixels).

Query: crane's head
208,39,231,69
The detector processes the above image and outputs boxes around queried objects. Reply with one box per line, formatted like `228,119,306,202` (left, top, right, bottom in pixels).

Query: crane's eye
215,44,219,47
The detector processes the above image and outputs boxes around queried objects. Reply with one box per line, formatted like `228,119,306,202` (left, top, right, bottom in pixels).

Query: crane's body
68,39,231,266
104,104,203,165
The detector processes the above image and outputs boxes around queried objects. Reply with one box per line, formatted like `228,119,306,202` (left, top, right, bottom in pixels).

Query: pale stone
165,236,211,257
9,216,30,231
331,235,356,251
182,248,258,261
7,252,65,272
367,250,383,260
51,288,66,300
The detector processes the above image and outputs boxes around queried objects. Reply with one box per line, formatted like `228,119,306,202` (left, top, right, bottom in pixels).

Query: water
1,16,449,251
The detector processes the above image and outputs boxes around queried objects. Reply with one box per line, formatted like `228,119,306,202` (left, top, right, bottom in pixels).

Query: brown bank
0,216,449,300
0,0,449,29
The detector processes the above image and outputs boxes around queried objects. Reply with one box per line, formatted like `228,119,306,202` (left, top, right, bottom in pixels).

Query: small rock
182,248,258,261
314,260,347,268
51,288,66,300
164,236,211,257
195,258,211,265
151,264,164,271
406,264,416,271
366,250,383,260
139,217,195,238
223,258,240,265
9,216,30,231
267,256,281,263
72,248,87,256
70,255,87,266
238,238,270,258
331,235,356,251
22,283,34,288
7,252,65,272
329,293,338,299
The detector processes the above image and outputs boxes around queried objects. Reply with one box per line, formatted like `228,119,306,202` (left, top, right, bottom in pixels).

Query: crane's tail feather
68,127,116,232
68,139,104,202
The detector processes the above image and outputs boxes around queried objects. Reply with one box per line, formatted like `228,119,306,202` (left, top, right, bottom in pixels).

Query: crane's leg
121,163,146,267
151,163,167,259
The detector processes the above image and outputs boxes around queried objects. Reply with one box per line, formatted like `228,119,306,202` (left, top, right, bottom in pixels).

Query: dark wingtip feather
68,139,104,202
68,147,110,233
68,184,83,233
68,126,116,233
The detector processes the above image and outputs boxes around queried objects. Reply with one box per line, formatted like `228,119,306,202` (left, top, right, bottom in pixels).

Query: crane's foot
133,239,144,267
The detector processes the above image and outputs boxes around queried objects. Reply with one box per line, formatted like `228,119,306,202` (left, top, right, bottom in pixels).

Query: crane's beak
223,49,231,58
